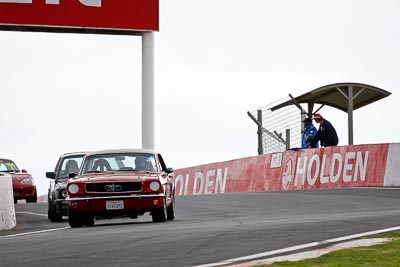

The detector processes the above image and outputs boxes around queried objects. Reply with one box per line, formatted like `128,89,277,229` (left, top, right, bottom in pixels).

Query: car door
157,153,174,201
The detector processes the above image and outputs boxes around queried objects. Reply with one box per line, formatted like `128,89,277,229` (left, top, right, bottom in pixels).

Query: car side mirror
22,169,28,173
46,172,56,179
166,167,173,174
68,173,77,179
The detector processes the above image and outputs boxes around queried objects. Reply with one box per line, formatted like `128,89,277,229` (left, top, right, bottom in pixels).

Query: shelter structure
270,83,391,145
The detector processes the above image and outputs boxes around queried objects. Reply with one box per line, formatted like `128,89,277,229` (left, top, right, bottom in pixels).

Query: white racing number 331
0,0,101,7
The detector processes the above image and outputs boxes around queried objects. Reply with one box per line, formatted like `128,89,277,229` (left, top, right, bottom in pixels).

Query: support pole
286,128,290,150
301,111,306,145
142,31,155,149
348,86,354,145
257,109,263,155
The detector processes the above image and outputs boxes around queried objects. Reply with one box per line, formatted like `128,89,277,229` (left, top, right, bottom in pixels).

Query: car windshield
57,155,85,179
81,153,158,174
0,159,20,172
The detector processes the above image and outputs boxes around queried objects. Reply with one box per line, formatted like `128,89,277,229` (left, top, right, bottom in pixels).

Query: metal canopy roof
270,82,391,145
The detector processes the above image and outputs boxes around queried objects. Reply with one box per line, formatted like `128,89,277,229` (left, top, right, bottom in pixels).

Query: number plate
106,200,124,210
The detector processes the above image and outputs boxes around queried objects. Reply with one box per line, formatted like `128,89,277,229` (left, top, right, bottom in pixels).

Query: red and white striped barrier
174,143,399,196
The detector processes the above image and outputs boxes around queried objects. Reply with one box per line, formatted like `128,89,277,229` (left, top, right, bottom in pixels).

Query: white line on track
0,227,70,239
15,211,48,217
194,226,400,267
354,187,400,190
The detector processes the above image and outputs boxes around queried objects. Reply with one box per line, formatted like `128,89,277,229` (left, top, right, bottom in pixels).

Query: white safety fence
248,96,303,155
0,172,16,231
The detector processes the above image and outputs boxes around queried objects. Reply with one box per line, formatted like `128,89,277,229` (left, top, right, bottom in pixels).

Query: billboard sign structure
0,0,159,34
0,0,158,150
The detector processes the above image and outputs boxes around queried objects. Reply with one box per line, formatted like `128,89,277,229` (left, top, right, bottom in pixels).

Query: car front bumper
53,199,69,215
67,194,166,213
13,185,36,199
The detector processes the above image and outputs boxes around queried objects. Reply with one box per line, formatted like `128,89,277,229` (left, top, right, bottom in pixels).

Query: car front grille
86,182,142,193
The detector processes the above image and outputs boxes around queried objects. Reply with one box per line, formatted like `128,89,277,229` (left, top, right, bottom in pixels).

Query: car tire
68,209,84,228
83,213,95,227
167,196,175,221
26,189,38,203
48,199,63,222
14,197,17,204
152,197,167,223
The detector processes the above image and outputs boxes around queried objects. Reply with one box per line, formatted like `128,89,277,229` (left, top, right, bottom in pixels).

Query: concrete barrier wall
0,172,16,230
383,143,400,186
1,143,398,230
175,143,399,195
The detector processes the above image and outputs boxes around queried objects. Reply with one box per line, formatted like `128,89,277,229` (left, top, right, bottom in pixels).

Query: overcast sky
1,0,400,196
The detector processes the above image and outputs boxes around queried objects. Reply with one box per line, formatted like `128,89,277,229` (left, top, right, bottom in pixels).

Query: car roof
85,148,158,157
60,152,90,158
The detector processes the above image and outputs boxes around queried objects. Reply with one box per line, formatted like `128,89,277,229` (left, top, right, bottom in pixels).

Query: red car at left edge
0,158,37,203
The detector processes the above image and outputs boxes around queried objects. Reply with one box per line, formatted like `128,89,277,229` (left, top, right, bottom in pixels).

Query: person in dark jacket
302,117,319,148
310,113,339,147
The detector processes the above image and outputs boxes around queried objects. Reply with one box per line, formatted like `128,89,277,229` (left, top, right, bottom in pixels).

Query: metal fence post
301,112,306,146
257,109,263,155
286,128,290,150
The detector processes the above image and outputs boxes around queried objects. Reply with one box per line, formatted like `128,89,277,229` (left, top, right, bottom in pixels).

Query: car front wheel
26,189,37,203
83,213,95,227
167,196,175,221
68,209,84,228
152,198,167,223
48,199,63,222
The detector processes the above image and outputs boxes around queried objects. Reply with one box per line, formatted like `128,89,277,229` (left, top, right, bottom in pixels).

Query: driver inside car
135,156,155,171
65,159,79,176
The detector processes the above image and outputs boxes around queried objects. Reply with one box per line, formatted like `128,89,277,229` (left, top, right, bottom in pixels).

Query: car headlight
149,181,160,191
68,184,79,194
61,190,68,198
21,178,33,184
55,182,67,190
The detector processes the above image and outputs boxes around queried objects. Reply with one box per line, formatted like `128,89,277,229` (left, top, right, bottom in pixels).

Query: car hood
70,172,159,183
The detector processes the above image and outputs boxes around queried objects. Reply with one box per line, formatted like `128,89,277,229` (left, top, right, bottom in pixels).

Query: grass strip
260,232,400,267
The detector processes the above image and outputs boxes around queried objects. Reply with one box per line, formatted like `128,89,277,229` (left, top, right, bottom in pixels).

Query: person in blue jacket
302,117,319,148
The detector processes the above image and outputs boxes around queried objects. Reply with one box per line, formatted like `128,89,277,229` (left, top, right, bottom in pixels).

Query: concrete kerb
0,172,17,231
226,238,391,266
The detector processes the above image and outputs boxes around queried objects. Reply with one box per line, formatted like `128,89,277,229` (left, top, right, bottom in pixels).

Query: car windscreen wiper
118,168,140,172
117,168,154,174
85,170,103,173
85,170,116,174
137,170,153,174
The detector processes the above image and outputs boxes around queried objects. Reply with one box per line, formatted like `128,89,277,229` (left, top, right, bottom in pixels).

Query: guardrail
174,143,400,195
0,172,16,230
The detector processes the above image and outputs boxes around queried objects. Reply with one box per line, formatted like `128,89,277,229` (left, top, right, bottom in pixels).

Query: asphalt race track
2,188,400,267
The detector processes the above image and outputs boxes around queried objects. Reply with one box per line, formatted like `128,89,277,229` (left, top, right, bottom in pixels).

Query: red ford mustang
66,149,175,227
0,158,37,203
